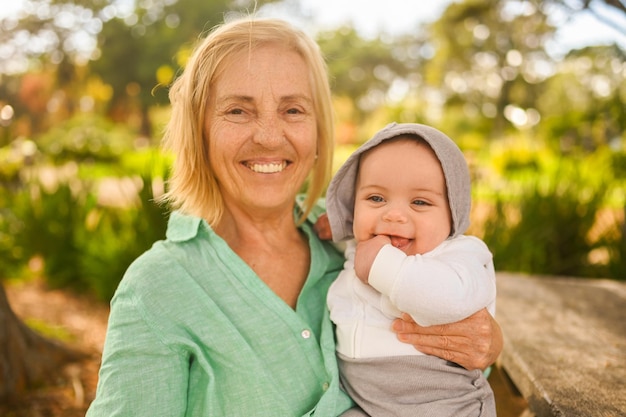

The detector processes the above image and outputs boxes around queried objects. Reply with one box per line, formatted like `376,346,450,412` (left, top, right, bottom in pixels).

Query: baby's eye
412,199,429,206
367,195,385,203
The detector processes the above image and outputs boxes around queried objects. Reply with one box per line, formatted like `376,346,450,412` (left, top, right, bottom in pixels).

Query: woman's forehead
211,44,312,96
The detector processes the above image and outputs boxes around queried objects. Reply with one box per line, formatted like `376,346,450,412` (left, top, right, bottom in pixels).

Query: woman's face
353,138,452,255
205,43,317,219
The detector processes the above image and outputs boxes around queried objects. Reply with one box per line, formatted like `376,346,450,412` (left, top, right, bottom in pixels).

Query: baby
325,122,497,417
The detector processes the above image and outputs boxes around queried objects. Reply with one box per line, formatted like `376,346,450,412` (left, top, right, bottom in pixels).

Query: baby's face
353,137,452,255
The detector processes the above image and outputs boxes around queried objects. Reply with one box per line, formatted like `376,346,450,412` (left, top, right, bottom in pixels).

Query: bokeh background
1,1,625,415
1,0,625,302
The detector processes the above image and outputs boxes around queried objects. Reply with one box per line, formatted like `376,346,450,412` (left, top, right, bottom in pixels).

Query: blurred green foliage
479,146,625,280
78,173,169,301
37,114,136,164
0,115,170,301
0,0,625,300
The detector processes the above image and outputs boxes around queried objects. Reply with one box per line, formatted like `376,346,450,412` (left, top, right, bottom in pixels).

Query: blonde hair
160,16,334,226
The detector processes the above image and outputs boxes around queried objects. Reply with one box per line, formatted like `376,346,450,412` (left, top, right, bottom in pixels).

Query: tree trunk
139,104,152,140
0,282,86,401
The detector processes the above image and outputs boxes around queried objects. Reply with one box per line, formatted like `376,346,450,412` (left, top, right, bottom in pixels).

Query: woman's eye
286,107,308,119
223,107,252,123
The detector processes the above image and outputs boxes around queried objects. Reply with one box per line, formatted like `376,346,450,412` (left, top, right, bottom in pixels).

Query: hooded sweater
326,122,496,359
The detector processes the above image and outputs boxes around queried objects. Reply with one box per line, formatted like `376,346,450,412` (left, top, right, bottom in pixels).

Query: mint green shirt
86,209,354,416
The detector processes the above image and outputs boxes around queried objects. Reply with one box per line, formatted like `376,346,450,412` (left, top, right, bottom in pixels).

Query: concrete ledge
496,272,626,417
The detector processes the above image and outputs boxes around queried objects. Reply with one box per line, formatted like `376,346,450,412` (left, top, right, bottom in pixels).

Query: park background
0,0,625,415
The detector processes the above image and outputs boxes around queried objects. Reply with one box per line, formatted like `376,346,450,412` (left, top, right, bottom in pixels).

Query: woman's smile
243,160,289,173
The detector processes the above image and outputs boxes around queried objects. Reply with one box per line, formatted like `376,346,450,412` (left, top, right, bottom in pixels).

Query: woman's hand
313,213,333,240
392,308,502,371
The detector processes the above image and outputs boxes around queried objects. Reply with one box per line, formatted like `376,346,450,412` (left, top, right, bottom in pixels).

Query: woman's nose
253,114,284,147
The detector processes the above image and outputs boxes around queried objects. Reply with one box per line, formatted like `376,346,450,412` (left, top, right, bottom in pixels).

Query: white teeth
247,162,286,173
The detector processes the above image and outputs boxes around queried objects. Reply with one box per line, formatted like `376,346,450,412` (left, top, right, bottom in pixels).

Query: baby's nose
382,206,408,223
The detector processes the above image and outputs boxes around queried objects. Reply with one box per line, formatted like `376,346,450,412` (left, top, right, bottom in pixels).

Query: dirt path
4,279,109,417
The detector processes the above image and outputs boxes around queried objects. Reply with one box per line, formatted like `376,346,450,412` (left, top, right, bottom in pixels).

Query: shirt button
301,329,311,339
322,382,329,391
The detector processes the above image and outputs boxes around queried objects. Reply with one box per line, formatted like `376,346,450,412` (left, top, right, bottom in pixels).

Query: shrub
0,131,170,300
37,114,136,164
481,162,622,279
79,174,169,301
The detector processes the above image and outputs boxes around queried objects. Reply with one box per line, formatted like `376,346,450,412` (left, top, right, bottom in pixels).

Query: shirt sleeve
368,235,496,327
86,282,190,417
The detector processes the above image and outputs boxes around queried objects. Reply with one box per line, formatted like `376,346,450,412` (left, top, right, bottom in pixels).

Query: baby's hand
354,235,391,284
314,213,333,240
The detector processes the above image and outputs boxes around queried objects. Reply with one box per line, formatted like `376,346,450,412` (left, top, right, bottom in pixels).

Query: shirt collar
166,211,204,242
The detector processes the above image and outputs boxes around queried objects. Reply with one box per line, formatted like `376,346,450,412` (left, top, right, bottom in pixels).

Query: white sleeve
368,235,496,327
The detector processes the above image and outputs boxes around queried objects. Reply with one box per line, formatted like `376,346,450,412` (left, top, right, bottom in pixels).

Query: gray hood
326,122,471,242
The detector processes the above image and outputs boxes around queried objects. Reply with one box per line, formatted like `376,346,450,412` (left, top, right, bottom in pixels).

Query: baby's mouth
390,236,411,249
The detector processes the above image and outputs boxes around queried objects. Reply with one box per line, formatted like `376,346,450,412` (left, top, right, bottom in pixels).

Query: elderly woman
86,16,502,417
